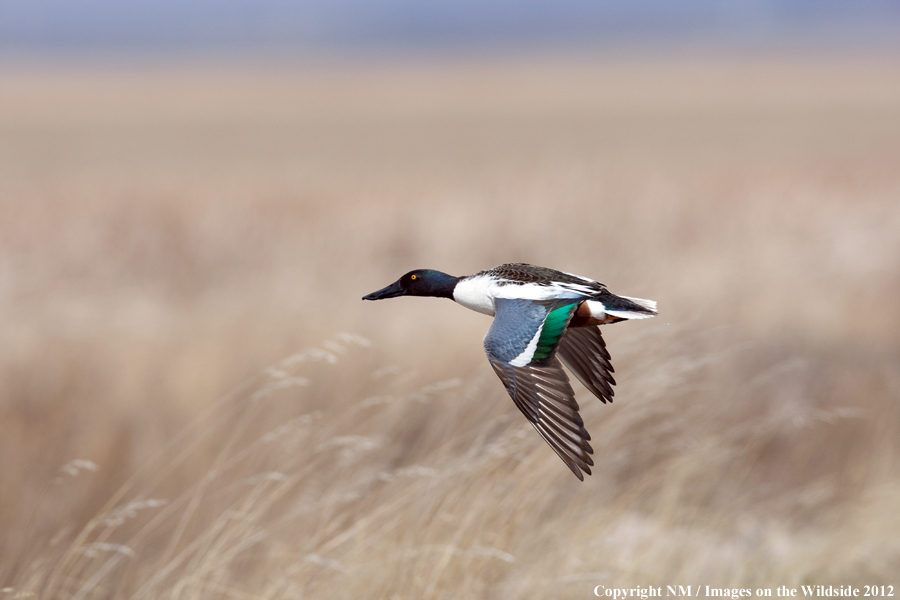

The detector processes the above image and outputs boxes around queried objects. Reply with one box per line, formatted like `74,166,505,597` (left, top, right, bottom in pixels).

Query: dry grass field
1,54,899,598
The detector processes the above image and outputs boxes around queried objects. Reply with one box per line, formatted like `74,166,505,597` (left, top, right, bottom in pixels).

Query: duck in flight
363,263,657,480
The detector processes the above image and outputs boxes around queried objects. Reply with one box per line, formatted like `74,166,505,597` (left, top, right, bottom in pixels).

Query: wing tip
570,462,592,481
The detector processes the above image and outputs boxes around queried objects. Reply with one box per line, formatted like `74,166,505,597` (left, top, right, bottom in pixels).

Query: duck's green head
363,269,459,301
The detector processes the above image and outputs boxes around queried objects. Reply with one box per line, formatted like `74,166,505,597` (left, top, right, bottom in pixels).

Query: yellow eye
410,274,417,280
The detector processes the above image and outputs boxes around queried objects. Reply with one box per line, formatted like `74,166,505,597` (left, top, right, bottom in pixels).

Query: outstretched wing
557,325,616,404
484,298,594,480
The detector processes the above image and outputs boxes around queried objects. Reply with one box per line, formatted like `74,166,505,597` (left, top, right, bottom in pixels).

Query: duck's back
478,263,607,292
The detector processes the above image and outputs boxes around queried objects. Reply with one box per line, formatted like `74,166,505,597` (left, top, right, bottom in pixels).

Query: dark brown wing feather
489,357,594,480
557,326,617,404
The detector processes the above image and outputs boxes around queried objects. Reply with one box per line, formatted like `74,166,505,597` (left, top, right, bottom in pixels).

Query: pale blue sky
1,0,898,56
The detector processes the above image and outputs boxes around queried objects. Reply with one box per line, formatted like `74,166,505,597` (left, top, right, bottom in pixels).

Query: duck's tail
576,292,657,325
607,295,657,319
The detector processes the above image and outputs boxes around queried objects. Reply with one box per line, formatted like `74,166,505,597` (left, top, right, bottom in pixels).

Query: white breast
452,275,497,316
453,275,588,316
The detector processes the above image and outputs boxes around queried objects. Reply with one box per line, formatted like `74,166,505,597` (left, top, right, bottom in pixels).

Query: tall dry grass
1,55,899,597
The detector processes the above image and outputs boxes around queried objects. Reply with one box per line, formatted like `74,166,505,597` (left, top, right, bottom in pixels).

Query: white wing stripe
509,322,544,367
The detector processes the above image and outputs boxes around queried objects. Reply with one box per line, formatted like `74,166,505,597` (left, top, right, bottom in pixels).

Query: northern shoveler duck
363,263,657,480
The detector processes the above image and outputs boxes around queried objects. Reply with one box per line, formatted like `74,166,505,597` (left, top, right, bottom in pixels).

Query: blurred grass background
1,53,899,596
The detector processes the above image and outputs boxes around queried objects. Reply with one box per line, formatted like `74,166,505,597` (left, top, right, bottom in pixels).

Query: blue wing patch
482,298,549,364
483,298,580,367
